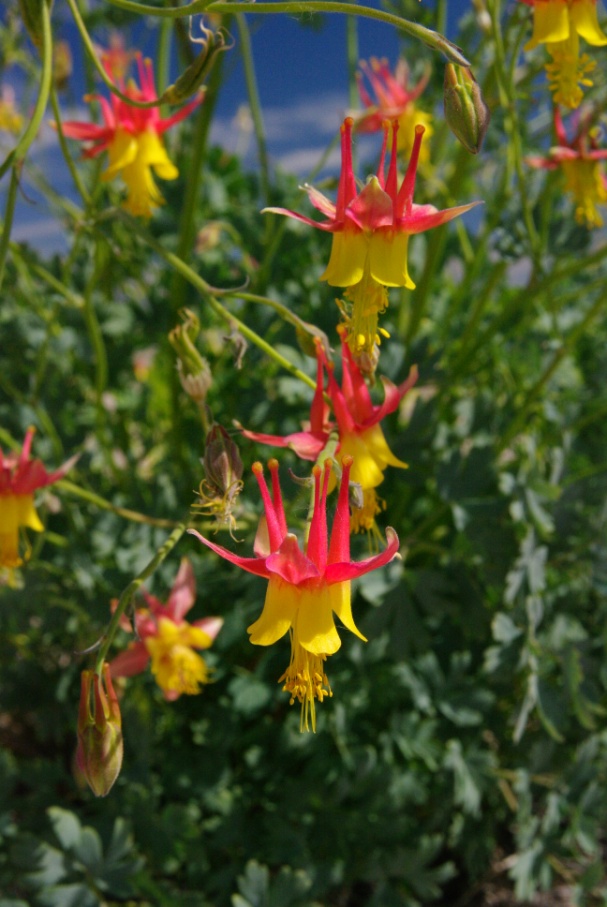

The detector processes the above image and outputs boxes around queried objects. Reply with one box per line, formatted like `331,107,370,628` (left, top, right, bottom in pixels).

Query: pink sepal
266,535,319,584
188,529,272,578
325,527,400,582
109,642,149,678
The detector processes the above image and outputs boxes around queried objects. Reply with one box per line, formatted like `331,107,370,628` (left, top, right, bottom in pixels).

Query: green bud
443,64,490,154
76,664,123,797
160,25,229,106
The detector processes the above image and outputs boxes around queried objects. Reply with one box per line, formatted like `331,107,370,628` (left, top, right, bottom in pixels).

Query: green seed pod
443,63,490,154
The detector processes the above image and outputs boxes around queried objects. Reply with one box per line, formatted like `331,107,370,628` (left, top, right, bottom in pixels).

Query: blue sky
2,0,474,252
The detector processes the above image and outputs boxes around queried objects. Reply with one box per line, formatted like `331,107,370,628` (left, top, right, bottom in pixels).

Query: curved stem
95,523,187,672
112,212,318,391
102,0,471,65
65,0,173,109
0,0,53,180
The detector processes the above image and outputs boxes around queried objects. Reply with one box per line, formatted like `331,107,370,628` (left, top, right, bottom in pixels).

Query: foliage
1,0,607,904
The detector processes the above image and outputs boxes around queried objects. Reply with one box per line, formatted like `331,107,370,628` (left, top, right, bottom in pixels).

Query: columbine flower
520,0,607,108
241,334,417,533
190,458,400,731
0,427,76,570
264,117,477,358
61,54,202,217
109,559,223,700
527,107,607,227
354,57,433,163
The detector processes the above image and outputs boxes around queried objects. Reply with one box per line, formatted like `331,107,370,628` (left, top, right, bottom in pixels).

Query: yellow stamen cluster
279,632,333,732
350,488,387,535
545,32,596,108
339,267,390,366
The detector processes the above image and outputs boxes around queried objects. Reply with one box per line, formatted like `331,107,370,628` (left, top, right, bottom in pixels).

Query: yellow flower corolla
103,128,179,218
0,494,43,568
145,617,213,697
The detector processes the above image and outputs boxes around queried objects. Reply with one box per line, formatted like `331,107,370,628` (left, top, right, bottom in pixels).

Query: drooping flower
520,0,607,108
527,106,607,227
354,57,433,163
61,54,202,217
241,333,417,532
0,427,77,570
264,118,478,358
109,558,223,700
76,663,123,797
190,458,400,731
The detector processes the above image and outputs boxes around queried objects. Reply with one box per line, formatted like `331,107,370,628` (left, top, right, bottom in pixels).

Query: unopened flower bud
444,64,490,154
160,23,229,105
76,664,123,797
203,423,243,499
170,309,213,404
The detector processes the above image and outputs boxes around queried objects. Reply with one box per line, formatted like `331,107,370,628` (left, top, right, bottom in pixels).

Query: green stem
0,0,53,181
65,0,173,109
57,479,179,527
49,84,91,205
112,213,318,391
102,0,471,64
0,167,19,292
96,524,187,672
236,14,271,207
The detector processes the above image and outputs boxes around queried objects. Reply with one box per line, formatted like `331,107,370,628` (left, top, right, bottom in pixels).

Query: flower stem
50,84,91,206
57,479,180,528
0,0,53,181
236,14,271,208
101,0,471,65
95,523,187,673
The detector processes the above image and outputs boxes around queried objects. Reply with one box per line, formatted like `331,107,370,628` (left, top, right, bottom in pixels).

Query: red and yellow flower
354,57,433,163
520,0,607,107
62,55,202,217
241,332,417,532
109,558,223,700
264,117,477,359
0,427,76,570
527,106,607,227
190,458,400,730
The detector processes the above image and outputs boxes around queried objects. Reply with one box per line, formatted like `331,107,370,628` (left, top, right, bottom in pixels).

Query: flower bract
189,458,400,730
109,558,223,700
76,663,123,797
61,55,202,217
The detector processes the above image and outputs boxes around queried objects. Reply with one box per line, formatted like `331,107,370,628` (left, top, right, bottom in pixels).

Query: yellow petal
321,230,368,287
103,129,138,179
138,132,179,180
524,0,570,49
330,582,367,641
339,432,387,490
362,424,408,471
247,577,297,645
570,0,607,45
296,586,341,656
368,231,415,288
